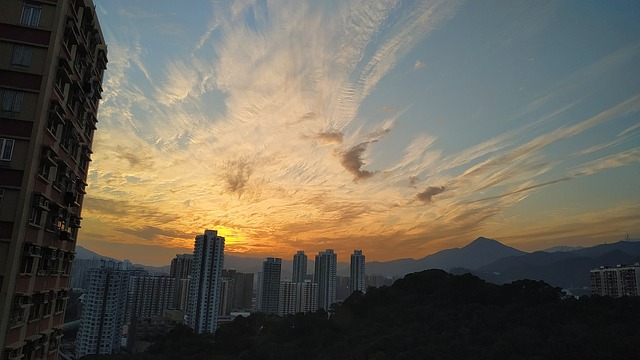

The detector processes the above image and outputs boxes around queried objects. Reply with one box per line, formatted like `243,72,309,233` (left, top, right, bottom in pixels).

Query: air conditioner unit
25,244,42,257
43,147,58,163
37,196,50,209
63,191,76,206
59,230,70,241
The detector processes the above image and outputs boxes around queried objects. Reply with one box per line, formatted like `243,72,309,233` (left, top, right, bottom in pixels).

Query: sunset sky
81,0,640,266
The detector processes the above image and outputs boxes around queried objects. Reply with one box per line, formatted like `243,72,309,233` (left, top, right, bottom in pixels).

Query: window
0,189,4,206
29,206,43,227
47,117,59,137
38,160,52,180
28,301,41,321
11,44,33,67
20,255,35,275
20,3,42,26
9,306,26,327
1,138,15,161
1,90,23,114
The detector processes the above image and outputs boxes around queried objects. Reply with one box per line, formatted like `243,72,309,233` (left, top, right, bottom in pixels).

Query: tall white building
314,249,337,311
591,263,640,297
259,258,282,315
186,230,225,334
292,250,308,283
350,250,366,295
75,264,130,358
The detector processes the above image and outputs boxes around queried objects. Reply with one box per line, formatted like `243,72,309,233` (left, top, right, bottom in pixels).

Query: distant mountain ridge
366,236,526,276
75,237,640,290
474,240,640,289
75,246,114,261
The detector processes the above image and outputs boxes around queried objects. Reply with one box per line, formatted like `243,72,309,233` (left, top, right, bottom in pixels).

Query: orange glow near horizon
79,1,640,266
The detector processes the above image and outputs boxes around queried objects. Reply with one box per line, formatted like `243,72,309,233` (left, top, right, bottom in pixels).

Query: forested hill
83,270,640,360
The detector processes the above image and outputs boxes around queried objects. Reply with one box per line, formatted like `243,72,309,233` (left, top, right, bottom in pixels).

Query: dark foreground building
0,1,107,358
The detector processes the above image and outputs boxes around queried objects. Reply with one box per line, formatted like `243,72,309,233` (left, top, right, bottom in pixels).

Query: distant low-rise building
366,274,394,288
590,263,640,297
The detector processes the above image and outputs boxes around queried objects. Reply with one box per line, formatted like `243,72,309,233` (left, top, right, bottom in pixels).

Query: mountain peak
464,236,503,248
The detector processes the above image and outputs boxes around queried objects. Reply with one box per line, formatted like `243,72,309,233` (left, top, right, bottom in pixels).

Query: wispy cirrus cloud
83,0,640,264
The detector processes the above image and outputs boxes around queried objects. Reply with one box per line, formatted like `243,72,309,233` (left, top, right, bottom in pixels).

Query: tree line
81,269,640,359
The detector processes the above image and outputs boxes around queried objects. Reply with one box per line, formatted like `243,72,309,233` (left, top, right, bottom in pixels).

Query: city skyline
78,0,640,266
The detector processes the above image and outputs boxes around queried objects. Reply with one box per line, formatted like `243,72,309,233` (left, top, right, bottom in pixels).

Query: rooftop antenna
625,233,630,241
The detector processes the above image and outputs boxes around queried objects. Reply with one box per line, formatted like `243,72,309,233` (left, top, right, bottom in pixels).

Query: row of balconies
20,242,76,277
64,1,105,65
50,89,97,141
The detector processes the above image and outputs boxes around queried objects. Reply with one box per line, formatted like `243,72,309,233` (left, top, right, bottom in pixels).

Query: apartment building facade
186,230,225,334
0,0,107,358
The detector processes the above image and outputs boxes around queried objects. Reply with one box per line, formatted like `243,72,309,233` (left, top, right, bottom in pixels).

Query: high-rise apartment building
314,249,337,311
232,271,253,310
186,230,225,334
350,250,366,295
279,280,318,316
217,269,254,314
127,275,175,323
70,257,104,289
259,258,282,315
169,254,192,310
336,275,351,302
590,264,640,297
278,281,297,316
292,250,307,283
75,264,129,358
218,277,231,316
169,254,192,279
174,278,190,312
0,1,107,358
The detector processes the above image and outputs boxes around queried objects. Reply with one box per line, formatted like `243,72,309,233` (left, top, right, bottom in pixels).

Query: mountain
75,245,170,274
75,238,639,287
76,237,526,278
367,237,526,276
475,240,640,289
75,245,114,260
542,245,585,252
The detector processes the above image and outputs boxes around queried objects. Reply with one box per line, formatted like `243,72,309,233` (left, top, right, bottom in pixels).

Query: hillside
366,236,526,276
81,270,640,360
476,240,640,288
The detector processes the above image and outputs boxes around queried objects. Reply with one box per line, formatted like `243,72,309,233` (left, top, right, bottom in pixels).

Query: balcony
63,191,78,207
97,46,108,70
59,230,70,241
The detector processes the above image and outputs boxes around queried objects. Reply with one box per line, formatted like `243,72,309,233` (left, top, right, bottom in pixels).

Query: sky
81,0,640,266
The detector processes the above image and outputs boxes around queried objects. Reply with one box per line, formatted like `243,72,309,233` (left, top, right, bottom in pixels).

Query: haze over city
81,0,640,266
